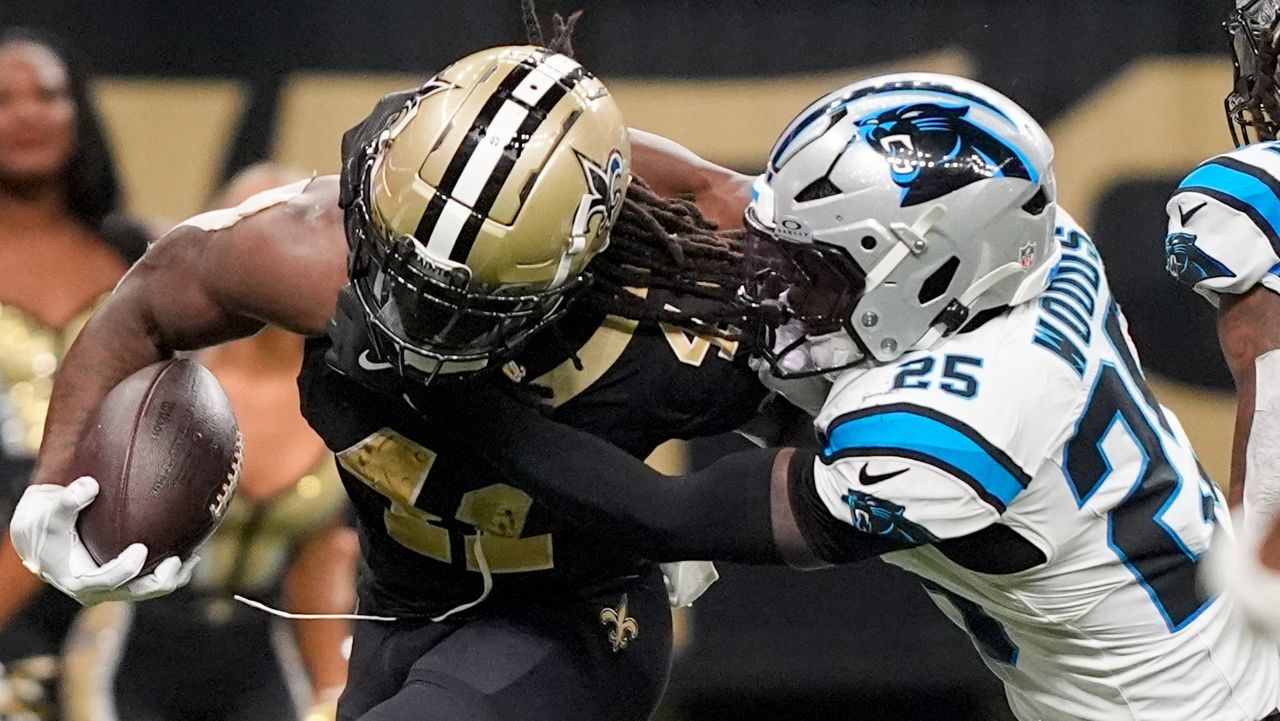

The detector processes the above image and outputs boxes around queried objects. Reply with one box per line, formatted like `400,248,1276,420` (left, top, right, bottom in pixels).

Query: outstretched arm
628,129,754,230
470,391,787,563
426,384,898,567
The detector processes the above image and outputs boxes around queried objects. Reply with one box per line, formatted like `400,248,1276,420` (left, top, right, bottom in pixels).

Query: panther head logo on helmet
747,73,1058,374
856,102,1035,206
571,149,626,250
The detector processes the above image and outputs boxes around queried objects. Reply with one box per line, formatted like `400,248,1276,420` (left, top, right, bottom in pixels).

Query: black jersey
307,91,765,617
298,284,765,618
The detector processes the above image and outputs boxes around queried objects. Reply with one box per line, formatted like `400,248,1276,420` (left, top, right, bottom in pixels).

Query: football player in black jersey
5,38,769,721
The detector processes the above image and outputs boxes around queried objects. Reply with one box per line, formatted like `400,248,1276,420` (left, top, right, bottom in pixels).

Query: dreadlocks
1250,27,1280,136
520,0,754,338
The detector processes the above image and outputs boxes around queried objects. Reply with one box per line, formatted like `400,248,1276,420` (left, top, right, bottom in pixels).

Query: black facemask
1227,1,1280,146
737,223,870,378
337,84,592,387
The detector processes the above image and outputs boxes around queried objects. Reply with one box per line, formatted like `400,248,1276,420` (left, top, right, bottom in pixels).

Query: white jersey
1165,141,1280,302
808,212,1280,720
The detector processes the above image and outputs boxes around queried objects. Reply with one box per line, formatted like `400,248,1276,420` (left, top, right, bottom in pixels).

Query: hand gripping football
71,359,242,574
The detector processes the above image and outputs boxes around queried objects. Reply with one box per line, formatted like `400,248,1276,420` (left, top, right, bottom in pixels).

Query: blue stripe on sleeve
823,405,1029,510
1178,161,1280,247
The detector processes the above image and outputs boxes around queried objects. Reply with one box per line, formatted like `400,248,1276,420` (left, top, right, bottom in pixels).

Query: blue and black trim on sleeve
820,403,1031,513
1174,155,1280,255
786,448,920,563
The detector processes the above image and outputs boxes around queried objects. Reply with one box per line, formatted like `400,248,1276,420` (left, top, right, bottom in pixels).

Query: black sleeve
784,449,921,564
427,383,784,564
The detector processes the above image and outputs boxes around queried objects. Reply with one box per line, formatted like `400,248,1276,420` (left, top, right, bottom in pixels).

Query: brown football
72,358,241,575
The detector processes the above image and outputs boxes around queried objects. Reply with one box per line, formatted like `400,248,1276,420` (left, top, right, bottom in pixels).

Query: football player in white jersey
430,73,1280,720
1165,0,1280,643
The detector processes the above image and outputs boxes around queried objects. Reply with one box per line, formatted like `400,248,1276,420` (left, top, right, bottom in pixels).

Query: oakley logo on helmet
856,102,1035,207
1164,232,1237,285
572,149,626,244
774,216,811,243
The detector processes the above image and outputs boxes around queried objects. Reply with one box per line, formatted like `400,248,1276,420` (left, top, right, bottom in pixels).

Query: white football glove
661,561,719,608
1202,513,1280,643
10,476,198,605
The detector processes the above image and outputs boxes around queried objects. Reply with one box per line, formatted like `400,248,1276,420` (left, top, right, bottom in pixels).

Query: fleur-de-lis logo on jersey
599,593,639,653
571,149,626,247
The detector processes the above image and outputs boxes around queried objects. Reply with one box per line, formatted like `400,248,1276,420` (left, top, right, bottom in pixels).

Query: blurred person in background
0,28,150,721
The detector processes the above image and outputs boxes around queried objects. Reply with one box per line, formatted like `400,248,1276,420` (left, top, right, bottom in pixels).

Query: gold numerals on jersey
457,485,553,573
337,428,451,563
659,304,739,367
337,428,553,573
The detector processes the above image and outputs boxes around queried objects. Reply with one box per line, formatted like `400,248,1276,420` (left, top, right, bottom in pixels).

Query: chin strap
551,233,590,289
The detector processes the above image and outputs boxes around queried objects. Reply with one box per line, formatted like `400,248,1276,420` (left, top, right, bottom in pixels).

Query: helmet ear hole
918,256,960,304
795,176,842,202
1021,187,1049,215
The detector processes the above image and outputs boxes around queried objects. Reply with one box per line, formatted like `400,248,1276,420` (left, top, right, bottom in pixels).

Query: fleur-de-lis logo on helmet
571,149,626,249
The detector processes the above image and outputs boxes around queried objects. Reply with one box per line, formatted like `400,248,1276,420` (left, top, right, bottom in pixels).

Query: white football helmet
745,72,1060,375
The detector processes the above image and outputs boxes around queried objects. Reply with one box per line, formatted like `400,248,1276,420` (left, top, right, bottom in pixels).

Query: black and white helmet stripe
412,49,586,264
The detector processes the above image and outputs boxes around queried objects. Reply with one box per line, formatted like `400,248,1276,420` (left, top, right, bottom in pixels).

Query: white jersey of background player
749,74,1280,719
1163,0,1280,646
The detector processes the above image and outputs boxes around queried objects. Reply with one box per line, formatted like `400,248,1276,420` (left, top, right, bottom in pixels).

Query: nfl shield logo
1019,242,1036,269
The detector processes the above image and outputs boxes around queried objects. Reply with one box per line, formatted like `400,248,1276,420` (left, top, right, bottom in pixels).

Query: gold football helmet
346,45,630,381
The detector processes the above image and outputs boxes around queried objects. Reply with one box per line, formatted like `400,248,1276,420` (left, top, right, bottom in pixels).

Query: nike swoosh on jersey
1178,201,1208,226
357,350,394,371
858,465,909,485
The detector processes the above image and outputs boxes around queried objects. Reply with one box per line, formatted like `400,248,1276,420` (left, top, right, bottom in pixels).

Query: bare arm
0,552,40,632
628,128,754,230
1218,287,1280,508
31,175,348,488
285,522,359,705
0,176,349,623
